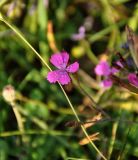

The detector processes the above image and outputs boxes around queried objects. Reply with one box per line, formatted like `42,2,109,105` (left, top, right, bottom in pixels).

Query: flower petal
94,61,111,76
58,71,71,85
47,70,71,85
47,70,59,83
71,33,85,41
111,61,123,74
50,54,63,69
61,51,69,67
128,73,138,87
71,26,85,41
100,79,113,88
66,62,79,73
50,51,69,69
111,67,119,74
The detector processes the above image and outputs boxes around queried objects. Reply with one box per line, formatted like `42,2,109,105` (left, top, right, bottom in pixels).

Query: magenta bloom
94,60,123,88
95,60,123,76
71,26,85,41
47,51,79,85
94,61,111,76
100,79,113,88
128,73,138,87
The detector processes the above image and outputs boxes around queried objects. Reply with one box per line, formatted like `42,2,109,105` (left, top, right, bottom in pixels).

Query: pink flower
47,51,79,85
95,60,123,77
100,79,113,88
71,26,85,41
128,73,138,87
111,61,123,74
94,61,111,76
94,60,123,88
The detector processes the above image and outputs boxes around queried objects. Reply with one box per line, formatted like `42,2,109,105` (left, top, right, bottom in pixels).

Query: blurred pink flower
47,51,79,85
128,73,138,87
94,61,111,76
100,79,113,88
71,26,85,41
95,60,123,88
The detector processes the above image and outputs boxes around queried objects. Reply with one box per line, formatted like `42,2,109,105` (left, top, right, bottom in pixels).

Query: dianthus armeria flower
128,73,138,87
47,51,79,85
94,61,111,76
94,60,123,88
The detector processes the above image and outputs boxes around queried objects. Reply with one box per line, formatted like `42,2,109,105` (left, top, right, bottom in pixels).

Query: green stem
0,130,72,137
59,84,80,122
10,102,25,143
107,122,118,160
88,20,126,43
0,14,51,71
60,84,107,160
81,40,98,64
11,102,24,133
0,14,107,160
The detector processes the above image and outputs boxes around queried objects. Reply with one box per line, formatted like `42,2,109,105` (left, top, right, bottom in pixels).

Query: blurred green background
0,0,138,160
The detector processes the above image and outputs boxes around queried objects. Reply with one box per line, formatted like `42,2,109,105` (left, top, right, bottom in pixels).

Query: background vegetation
0,0,138,160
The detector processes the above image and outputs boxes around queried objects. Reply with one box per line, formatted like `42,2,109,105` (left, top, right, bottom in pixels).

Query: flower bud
2,85,15,104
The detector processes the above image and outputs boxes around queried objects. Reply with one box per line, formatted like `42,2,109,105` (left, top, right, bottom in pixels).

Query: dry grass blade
79,132,100,145
83,113,102,129
65,113,102,128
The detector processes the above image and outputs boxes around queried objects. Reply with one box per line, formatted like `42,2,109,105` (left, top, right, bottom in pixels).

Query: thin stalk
10,102,25,143
11,102,24,134
81,126,106,160
117,126,132,160
0,15,51,71
88,20,126,43
59,84,80,122
59,84,107,160
81,40,98,64
107,122,118,160
0,15,107,160
0,129,72,137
